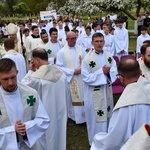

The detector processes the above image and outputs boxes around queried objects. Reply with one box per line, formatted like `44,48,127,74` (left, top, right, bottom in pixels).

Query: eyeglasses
68,37,77,40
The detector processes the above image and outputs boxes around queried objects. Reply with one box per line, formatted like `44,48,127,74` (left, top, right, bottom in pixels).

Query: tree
5,0,18,14
96,0,149,18
58,0,150,20
13,2,31,14
57,0,100,18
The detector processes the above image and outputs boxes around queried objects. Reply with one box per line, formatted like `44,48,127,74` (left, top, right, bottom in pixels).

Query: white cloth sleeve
81,60,107,86
24,97,50,147
0,126,18,149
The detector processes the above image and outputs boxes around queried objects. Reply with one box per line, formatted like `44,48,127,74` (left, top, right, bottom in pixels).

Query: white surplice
81,50,117,145
56,44,86,124
57,28,66,39
2,50,26,81
121,124,150,150
0,83,50,150
37,41,56,64
81,33,93,52
91,76,150,150
40,40,63,64
22,65,68,150
0,40,22,58
136,33,150,54
48,40,63,56
103,33,115,56
25,35,41,61
114,27,129,59
76,26,85,35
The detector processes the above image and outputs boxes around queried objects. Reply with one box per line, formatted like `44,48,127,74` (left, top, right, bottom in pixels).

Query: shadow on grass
67,119,90,150
67,94,121,150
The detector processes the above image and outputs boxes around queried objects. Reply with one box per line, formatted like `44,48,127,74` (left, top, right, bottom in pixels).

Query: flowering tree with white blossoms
53,0,150,20
57,0,100,17
96,0,149,18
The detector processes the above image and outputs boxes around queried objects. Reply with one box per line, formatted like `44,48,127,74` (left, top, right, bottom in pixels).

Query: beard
144,58,150,68
4,84,17,92
43,39,48,43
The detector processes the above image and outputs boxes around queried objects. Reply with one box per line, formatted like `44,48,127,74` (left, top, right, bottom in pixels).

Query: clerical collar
50,40,57,43
31,34,40,38
95,50,103,55
68,46,75,49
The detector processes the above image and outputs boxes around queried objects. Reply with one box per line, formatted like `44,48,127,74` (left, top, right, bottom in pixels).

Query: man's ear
36,57,41,63
141,54,144,59
119,75,124,83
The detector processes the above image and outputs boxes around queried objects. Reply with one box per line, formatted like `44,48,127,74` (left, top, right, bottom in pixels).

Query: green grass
67,94,121,150
128,17,134,30
129,32,137,54
67,120,89,150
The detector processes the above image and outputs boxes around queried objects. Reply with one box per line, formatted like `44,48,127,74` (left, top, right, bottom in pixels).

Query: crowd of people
0,13,150,150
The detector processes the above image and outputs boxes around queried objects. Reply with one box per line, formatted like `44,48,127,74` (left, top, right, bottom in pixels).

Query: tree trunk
122,9,136,20
136,0,141,17
100,5,136,20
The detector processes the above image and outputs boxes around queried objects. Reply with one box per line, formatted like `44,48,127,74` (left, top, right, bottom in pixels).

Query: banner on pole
40,10,57,20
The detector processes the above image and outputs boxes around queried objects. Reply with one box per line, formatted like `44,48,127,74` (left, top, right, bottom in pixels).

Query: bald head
32,47,48,61
118,58,141,78
66,31,77,47
66,31,76,38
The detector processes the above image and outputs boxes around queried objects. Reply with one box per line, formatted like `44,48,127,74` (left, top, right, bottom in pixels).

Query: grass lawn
129,32,137,54
67,120,89,150
67,94,121,150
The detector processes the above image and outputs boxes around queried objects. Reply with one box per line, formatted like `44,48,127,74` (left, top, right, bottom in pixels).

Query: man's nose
8,79,13,85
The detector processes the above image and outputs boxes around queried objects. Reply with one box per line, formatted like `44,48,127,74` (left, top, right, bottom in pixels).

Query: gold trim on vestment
72,101,84,106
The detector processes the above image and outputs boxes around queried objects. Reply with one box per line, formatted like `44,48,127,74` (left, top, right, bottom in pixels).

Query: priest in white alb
56,31,86,124
22,48,68,150
37,31,57,64
81,32,117,145
3,38,26,81
25,25,41,61
48,28,64,64
0,58,50,150
91,58,150,150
